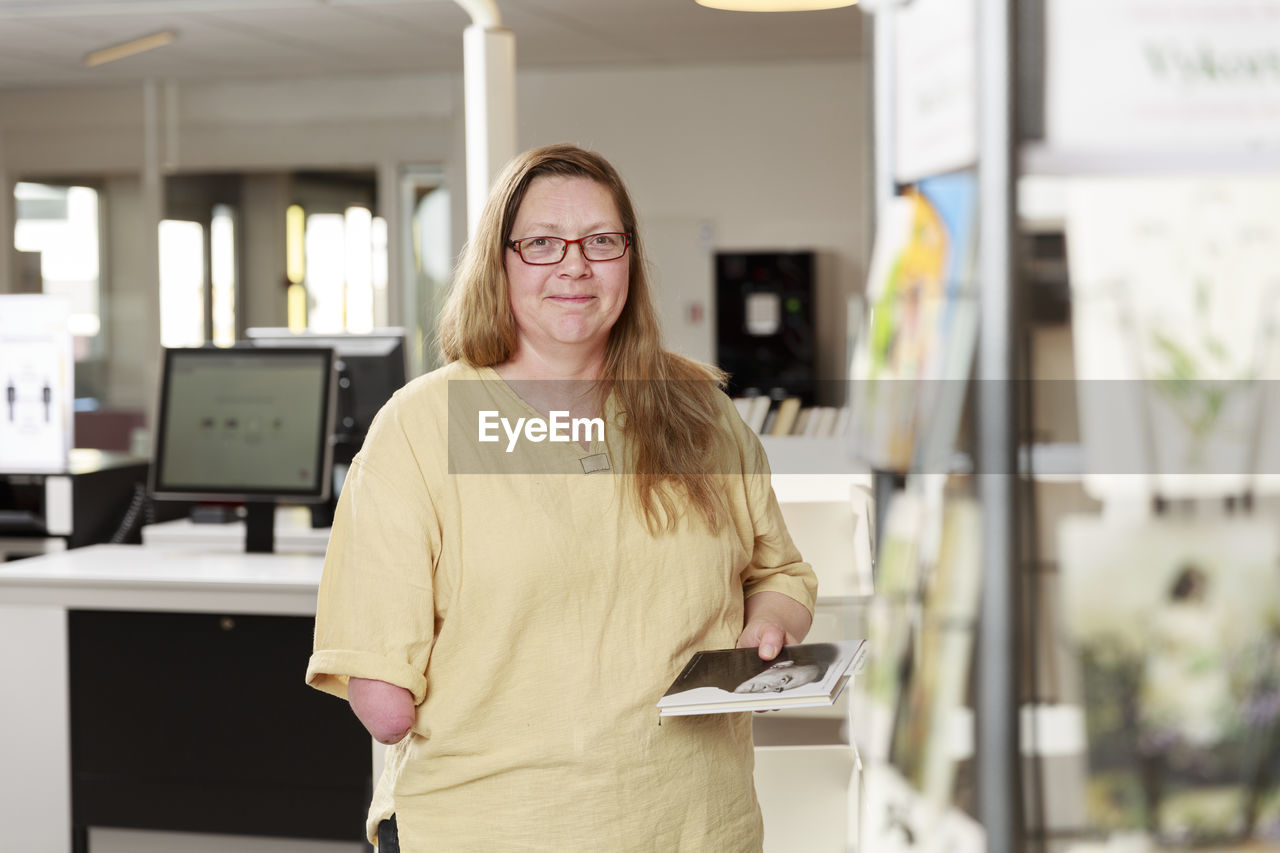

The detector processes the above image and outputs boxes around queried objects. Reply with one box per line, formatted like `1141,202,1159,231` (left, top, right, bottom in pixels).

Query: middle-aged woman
306,142,818,851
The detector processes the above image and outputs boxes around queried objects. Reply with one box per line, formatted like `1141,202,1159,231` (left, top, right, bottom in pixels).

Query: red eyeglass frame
506,232,632,265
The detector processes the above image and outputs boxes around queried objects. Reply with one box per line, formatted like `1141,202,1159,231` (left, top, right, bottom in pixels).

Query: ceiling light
83,30,177,68
695,0,857,10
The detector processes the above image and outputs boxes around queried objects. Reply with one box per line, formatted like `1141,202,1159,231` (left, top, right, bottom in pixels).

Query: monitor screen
149,347,336,503
244,328,407,457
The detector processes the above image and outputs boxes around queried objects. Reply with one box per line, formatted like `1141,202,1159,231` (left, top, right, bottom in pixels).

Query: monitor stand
189,504,239,524
309,496,336,529
244,501,276,553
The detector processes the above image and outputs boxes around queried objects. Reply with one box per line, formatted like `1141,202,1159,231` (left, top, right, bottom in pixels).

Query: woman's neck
495,342,605,384
493,345,607,421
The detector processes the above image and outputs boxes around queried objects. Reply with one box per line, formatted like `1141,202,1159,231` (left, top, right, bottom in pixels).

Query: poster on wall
893,0,978,183
1058,515,1280,848
1046,0,1280,153
1065,176,1280,500
0,294,74,473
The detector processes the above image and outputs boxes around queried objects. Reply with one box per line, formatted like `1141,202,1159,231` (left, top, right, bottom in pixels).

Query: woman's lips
548,295,594,304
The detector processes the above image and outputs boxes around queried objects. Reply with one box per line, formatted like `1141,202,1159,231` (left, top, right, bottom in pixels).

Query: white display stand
755,743,859,853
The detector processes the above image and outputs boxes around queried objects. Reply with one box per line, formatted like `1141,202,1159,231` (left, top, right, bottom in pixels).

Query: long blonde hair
438,143,728,531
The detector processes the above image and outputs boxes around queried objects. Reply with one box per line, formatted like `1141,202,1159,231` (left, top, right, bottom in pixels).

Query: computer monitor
149,346,337,552
244,328,407,521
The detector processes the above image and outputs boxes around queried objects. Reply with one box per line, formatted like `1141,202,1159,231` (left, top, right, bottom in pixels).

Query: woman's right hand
348,677,416,744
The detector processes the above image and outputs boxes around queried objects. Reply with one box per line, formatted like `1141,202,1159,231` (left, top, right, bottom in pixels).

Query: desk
0,543,367,853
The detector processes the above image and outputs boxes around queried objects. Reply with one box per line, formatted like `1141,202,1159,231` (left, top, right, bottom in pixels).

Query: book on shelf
800,406,819,437
832,405,853,437
791,406,813,436
740,396,772,433
656,639,868,717
804,406,837,437
760,405,779,436
769,397,802,436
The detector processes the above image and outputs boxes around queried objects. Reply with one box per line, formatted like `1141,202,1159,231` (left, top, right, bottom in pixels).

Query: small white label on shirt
580,453,611,474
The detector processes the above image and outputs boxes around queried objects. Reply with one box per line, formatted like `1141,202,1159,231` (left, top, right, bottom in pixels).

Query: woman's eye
529,238,550,247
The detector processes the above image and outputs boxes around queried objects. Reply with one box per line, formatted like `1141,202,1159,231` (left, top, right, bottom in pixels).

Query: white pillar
462,23,516,238
376,160,401,329
0,128,11,294
975,0,1019,848
140,79,165,419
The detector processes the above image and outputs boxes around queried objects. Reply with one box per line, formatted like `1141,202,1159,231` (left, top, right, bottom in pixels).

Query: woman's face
734,661,823,694
504,175,630,363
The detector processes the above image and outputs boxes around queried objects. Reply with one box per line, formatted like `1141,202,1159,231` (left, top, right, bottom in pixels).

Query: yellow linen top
306,361,817,851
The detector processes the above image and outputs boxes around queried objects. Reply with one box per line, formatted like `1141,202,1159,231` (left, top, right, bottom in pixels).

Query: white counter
0,542,325,614
0,543,332,853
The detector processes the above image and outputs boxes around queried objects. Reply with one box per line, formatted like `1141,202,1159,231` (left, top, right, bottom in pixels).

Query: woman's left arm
737,590,813,660
719,392,818,659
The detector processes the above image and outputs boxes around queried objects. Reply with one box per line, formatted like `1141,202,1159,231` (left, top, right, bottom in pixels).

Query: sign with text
893,0,978,183
0,295,73,473
1047,0,1280,151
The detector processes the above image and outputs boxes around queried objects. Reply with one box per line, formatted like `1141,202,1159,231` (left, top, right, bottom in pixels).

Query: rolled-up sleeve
306,399,442,705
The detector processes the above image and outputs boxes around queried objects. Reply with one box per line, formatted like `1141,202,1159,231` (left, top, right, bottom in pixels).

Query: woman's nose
558,241,590,274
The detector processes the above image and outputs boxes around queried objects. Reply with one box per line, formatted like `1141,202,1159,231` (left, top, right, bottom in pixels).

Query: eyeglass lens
514,233,627,264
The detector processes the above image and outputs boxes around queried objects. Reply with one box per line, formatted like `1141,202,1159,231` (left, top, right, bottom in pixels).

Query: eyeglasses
506,232,631,265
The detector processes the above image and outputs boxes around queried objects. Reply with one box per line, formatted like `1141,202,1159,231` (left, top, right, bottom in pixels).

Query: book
656,639,868,716
805,406,837,437
760,405,778,436
769,397,802,436
832,405,853,438
791,406,814,436
743,395,772,434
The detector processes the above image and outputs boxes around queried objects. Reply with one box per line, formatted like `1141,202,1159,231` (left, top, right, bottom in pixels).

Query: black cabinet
68,610,370,845
715,250,817,403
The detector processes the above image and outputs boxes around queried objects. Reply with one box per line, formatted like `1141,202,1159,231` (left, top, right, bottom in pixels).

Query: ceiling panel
0,0,865,90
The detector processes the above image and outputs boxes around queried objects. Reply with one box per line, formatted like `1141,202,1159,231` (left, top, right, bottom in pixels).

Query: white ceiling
0,0,866,90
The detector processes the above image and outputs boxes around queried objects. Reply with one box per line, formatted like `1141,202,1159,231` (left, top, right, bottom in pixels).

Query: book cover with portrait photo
657,640,868,717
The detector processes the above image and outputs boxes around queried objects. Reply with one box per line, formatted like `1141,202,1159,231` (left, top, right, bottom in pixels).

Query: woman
306,143,817,851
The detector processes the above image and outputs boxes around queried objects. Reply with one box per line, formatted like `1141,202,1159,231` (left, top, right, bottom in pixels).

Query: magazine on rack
657,640,868,717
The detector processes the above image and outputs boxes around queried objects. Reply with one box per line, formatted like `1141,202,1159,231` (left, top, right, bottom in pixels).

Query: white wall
518,60,870,386
0,59,870,410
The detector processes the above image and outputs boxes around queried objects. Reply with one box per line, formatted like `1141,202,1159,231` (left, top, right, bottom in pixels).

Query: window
287,203,387,333
210,204,237,347
158,219,205,348
13,182,102,360
159,204,238,349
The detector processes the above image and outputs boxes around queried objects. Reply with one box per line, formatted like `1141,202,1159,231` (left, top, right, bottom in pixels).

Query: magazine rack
861,1,1280,850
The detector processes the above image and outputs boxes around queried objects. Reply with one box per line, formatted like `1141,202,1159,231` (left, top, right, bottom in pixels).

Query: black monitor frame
149,346,337,552
243,327,407,461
